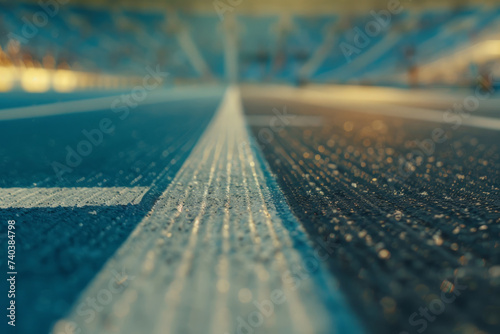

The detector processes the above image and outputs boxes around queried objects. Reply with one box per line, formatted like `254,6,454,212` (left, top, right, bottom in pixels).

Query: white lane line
307,98,500,131
243,85,500,131
0,86,225,121
246,115,323,127
0,187,149,208
53,86,364,334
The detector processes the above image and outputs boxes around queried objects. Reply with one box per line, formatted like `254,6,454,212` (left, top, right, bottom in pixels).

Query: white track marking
53,87,364,334
243,85,500,131
246,115,323,127
0,187,149,208
0,86,224,121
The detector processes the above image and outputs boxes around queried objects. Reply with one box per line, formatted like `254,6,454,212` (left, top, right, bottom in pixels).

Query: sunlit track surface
242,95,500,334
55,88,363,334
0,93,221,334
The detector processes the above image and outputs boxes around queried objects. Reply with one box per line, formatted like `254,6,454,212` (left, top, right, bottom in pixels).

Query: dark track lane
0,96,221,334
243,97,500,334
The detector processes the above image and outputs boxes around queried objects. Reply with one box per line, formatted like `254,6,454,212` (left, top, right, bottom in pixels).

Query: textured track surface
2,85,500,334
0,93,221,334
242,94,500,334
55,88,363,334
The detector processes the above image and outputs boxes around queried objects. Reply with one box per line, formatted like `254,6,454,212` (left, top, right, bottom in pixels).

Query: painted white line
53,87,363,334
243,85,500,131
0,187,149,208
246,115,323,127
338,101,500,131
0,86,225,121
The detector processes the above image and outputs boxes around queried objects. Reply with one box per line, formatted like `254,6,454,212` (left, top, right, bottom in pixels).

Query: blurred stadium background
1,1,500,334
1,0,499,91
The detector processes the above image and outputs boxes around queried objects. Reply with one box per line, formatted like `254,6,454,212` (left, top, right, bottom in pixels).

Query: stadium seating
1,3,499,89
